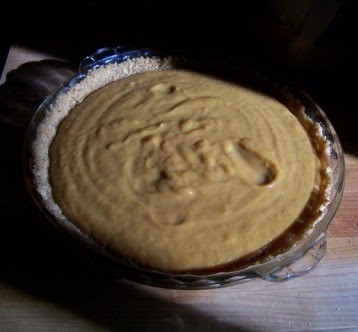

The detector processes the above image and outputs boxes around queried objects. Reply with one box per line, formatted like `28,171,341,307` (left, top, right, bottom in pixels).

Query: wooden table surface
0,45,357,331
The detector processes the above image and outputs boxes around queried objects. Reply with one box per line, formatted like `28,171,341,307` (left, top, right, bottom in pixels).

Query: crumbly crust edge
32,56,175,245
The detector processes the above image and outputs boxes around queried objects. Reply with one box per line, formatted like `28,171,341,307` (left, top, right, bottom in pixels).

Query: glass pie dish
23,46,345,289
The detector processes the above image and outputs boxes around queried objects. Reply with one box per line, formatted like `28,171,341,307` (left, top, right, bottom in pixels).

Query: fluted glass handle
259,232,327,282
79,45,155,74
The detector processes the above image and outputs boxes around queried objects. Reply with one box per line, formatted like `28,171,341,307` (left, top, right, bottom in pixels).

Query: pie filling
46,69,329,271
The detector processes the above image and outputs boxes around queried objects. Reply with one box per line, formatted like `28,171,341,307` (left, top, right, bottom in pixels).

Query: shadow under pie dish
23,47,344,289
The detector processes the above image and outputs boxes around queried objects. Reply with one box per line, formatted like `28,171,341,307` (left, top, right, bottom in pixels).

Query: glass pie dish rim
23,46,345,289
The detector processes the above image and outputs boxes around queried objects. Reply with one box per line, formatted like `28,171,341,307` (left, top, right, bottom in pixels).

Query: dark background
0,1,356,330
1,1,356,68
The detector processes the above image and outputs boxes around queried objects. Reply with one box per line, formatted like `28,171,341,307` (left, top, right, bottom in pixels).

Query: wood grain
0,45,357,332
328,155,358,238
